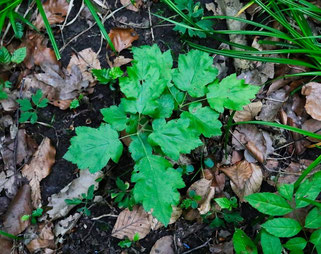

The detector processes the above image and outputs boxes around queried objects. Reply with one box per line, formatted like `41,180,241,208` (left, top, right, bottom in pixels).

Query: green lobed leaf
64,124,123,173
151,94,175,119
277,183,294,201
11,47,26,64
305,207,321,229
262,218,302,238
148,118,203,160
19,112,33,123
261,230,282,254
295,171,321,208
32,89,43,105
92,67,123,84
30,112,38,124
207,74,260,113
101,105,128,131
172,50,218,97
284,237,307,251
132,155,185,225
310,229,321,246
0,47,11,64
180,102,222,138
245,192,293,216
17,98,33,111
233,228,258,254
129,133,152,161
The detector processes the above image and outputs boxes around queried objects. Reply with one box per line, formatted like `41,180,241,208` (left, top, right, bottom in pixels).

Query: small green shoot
118,233,140,248
21,208,43,224
0,80,11,100
0,46,26,64
65,185,95,216
92,67,124,88
70,94,84,109
181,190,202,209
110,178,136,209
17,89,48,124
214,197,237,211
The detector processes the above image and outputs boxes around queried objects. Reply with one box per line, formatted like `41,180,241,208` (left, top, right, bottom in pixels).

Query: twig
92,213,118,220
181,239,211,254
148,3,155,41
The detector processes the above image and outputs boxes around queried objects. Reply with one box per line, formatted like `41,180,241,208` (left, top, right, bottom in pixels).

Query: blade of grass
35,0,61,60
84,0,115,52
0,230,21,240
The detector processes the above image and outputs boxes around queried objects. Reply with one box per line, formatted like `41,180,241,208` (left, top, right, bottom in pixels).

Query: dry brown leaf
120,0,143,12
220,161,263,201
54,213,81,237
302,119,321,142
212,170,226,194
150,236,175,254
26,223,55,252
187,178,211,203
233,101,262,122
22,137,55,208
198,186,215,215
302,82,321,121
21,32,59,69
34,0,69,29
112,206,151,240
0,236,14,254
67,48,101,84
113,56,133,67
47,170,102,220
108,28,139,52
3,184,32,235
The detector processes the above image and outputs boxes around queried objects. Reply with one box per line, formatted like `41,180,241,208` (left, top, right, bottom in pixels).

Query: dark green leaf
17,98,33,111
233,228,258,254
0,47,11,64
284,237,307,251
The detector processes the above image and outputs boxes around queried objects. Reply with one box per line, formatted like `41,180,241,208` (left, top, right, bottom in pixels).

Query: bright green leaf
132,155,185,225
32,89,43,105
233,228,258,254
0,47,11,64
148,118,203,160
261,230,282,254
152,94,175,119
180,103,222,138
17,98,33,111
277,183,294,201
214,197,231,210
305,207,321,229
64,124,123,173
172,50,218,97
310,229,321,246
11,47,26,64
262,218,302,238
245,192,292,216
19,111,33,123
129,133,152,161
207,74,260,113
101,105,128,131
284,237,307,251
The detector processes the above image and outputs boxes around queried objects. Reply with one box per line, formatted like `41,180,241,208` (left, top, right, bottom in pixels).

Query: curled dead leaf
113,56,133,67
34,0,69,29
26,223,55,252
302,119,321,142
220,161,263,201
302,82,321,121
22,137,56,208
108,28,139,52
233,101,262,122
112,206,151,240
150,236,175,254
3,184,32,235
198,186,215,215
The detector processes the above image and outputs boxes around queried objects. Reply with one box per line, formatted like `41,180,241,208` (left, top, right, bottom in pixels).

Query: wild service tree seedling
21,208,43,224
17,89,48,124
118,232,140,248
110,178,135,210
64,44,259,225
233,171,321,254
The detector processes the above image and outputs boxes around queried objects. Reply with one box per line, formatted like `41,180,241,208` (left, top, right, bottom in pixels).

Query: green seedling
118,233,140,248
65,185,95,216
64,44,259,226
21,208,43,224
181,190,202,209
92,67,124,90
0,46,26,65
110,178,136,210
176,164,195,175
70,94,84,109
0,80,11,100
17,89,48,124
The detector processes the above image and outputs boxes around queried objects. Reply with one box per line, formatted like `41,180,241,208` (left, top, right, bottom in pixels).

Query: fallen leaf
233,101,262,122
22,137,56,208
150,236,175,254
257,89,287,121
120,0,143,12
0,170,22,199
26,223,55,252
3,184,32,235
198,186,215,215
54,213,81,238
187,178,212,204
302,82,321,121
112,206,151,240
302,119,321,142
20,32,59,69
46,170,102,220
212,170,226,194
67,48,101,84
113,56,133,67
220,161,263,201
0,236,14,254
34,0,69,29
108,28,139,52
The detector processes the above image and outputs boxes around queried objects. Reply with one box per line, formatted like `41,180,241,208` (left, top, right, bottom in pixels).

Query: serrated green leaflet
284,237,307,251
151,94,175,118
305,207,321,229
181,103,222,138
64,124,123,173
233,229,258,254
0,46,11,64
129,133,152,161
101,105,128,131
261,230,282,254
207,74,260,113
172,50,218,97
17,98,32,111
245,193,293,216
11,47,26,64
148,118,203,160
132,155,185,225
262,218,302,237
